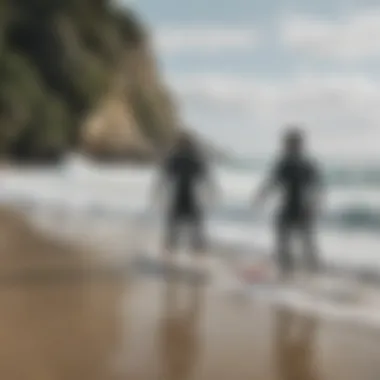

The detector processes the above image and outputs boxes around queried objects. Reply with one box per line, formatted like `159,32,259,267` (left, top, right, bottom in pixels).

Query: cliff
0,0,179,162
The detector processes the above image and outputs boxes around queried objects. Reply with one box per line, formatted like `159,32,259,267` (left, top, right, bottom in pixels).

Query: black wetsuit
271,155,321,273
163,147,208,252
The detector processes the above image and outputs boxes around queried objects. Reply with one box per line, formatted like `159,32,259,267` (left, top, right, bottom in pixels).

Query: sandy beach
0,208,379,380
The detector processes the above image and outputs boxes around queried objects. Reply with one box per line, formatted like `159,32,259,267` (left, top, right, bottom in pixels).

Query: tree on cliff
0,0,178,162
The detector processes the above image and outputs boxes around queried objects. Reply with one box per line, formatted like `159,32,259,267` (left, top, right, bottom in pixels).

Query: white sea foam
0,156,379,272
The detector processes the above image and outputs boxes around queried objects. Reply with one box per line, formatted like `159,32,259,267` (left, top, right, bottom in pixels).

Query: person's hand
250,182,271,210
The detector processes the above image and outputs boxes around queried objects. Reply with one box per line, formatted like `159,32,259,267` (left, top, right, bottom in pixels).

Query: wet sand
0,209,379,380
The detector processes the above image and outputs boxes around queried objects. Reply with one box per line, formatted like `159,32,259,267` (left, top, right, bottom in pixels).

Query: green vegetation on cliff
0,0,178,162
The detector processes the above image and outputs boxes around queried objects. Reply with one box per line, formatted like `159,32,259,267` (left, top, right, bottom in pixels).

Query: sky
121,0,380,161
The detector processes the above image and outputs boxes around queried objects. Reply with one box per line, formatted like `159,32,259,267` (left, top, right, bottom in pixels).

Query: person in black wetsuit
252,127,323,280
155,131,215,263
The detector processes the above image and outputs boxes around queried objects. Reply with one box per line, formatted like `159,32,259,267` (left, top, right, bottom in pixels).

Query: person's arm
251,178,276,208
251,162,281,208
150,156,171,208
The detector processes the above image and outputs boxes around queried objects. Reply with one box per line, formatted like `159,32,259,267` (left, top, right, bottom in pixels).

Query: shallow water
0,157,379,274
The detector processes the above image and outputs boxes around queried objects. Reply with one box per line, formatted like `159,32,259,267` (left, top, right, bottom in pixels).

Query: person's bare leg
300,220,320,288
276,217,294,284
163,214,179,268
302,226,319,274
193,217,208,269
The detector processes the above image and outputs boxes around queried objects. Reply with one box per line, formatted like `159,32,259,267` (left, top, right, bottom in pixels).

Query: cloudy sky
124,0,380,161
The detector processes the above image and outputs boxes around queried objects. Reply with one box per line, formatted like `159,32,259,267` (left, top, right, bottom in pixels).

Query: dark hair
176,130,197,150
284,126,304,145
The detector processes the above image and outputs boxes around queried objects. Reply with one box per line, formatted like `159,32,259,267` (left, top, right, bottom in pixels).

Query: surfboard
130,252,209,284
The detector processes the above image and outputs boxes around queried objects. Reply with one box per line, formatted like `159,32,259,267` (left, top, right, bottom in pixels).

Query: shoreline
0,208,380,379
1,163,379,286
18,204,380,289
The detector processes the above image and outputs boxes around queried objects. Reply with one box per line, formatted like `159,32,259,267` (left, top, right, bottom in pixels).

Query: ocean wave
224,159,380,188
324,170,380,187
327,207,380,230
2,187,380,231
210,204,380,231
56,153,380,188
1,160,380,232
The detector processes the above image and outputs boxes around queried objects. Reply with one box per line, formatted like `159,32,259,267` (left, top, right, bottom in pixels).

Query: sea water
2,155,380,327
0,155,379,274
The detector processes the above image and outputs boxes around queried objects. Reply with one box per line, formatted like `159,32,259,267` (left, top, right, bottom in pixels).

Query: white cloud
153,26,259,55
170,73,380,158
281,9,380,60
